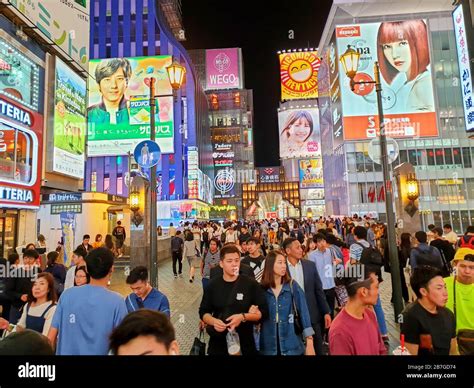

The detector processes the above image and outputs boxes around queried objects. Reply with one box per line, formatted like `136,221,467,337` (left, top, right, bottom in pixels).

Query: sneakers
178,273,183,278
189,278,193,283
174,274,178,279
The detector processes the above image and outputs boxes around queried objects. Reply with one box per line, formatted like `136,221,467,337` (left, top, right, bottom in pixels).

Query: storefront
0,95,44,258
37,192,129,265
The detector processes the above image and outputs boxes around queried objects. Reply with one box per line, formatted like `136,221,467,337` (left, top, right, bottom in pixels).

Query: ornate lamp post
340,45,404,319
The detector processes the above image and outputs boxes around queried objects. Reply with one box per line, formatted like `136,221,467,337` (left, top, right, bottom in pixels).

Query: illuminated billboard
279,51,321,100
206,48,243,90
453,5,474,133
299,159,324,189
53,58,86,179
212,142,235,199
335,21,438,140
278,108,321,159
88,56,174,156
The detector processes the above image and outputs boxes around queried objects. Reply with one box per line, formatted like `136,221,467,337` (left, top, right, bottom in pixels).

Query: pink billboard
205,48,243,90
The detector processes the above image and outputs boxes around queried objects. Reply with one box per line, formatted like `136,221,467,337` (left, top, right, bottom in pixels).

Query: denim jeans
202,277,210,290
374,295,388,336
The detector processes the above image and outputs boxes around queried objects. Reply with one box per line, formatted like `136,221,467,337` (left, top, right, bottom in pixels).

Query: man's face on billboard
99,67,127,104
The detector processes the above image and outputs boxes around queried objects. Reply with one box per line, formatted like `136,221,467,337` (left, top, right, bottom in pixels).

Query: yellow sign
279,51,321,100
211,205,237,212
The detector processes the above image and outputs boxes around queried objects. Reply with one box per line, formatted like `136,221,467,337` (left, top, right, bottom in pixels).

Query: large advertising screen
453,5,474,134
5,0,89,70
53,58,86,179
88,56,174,156
206,48,243,90
212,142,235,199
0,37,40,111
278,108,321,159
299,159,324,188
279,51,321,100
335,21,438,140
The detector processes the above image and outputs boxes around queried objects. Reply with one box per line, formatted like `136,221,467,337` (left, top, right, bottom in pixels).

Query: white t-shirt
64,266,76,290
18,301,57,336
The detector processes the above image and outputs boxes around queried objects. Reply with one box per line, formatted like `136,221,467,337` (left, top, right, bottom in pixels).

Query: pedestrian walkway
110,258,401,354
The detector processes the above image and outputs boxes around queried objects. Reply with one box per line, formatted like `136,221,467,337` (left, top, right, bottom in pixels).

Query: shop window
461,211,470,233
104,175,110,192
435,149,444,166
444,148,453,164
453,148,462,165
399,150,408,164
117,176,123,195
0,123,37,185
441,211,451,226
408,150,418,166
426,149,435,166
433,211,442,226
462,147,472,168
451,211,462,235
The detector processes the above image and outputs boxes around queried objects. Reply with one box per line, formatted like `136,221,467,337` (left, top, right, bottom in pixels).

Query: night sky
181,0,332,167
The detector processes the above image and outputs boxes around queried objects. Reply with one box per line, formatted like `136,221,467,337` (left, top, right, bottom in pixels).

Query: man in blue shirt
309,234,340,318
48,248,128,355
125,266,170,317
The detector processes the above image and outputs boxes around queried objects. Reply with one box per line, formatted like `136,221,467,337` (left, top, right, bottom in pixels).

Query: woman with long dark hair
259,250,315,355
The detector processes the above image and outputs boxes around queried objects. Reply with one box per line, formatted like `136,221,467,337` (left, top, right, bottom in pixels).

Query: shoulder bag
289,279,304,335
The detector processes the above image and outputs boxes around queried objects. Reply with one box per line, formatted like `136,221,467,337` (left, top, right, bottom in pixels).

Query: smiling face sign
280,51,321,100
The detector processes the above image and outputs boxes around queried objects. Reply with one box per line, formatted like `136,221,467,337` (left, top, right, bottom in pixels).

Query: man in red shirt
329,270,387,355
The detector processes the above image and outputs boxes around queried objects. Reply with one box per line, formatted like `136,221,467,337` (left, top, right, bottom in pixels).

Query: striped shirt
241,255,265,282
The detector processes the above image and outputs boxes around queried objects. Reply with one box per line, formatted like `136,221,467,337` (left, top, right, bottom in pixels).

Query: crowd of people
0,215,472,356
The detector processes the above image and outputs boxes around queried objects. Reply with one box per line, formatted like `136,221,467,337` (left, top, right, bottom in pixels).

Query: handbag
189,329,206,356
289,279,304,335
453,277,474,355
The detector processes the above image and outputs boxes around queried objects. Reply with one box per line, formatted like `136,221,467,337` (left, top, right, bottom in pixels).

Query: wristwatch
241,313,246,322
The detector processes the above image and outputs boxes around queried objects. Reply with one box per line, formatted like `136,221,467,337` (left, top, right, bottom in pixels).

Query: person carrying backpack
457,226,474,250
410,231,444,272
349,226,389,348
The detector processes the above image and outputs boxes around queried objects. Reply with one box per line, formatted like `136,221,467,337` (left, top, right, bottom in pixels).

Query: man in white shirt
443,224,458,246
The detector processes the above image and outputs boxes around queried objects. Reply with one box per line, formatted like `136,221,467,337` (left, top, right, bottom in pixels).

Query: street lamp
148,59,186,288
340,45,405,319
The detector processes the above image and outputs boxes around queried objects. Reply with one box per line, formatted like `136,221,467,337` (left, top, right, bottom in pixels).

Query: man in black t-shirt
401,266,457,355
199,244,268,355
430,227,454,277
112,221,126,257
241,237,265,283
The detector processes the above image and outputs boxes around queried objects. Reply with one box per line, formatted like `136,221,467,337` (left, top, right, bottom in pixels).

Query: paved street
111,258,401,354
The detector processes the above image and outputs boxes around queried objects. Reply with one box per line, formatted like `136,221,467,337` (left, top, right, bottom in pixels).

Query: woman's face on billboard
382,39,411,74
288,117,311,143
99,67,127,104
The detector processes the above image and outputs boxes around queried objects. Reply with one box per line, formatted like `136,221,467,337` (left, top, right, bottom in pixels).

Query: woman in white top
225,226,239,244
183,231,200,283
1,272,57,337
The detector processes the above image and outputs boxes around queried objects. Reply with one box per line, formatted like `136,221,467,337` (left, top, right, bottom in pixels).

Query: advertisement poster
206,48,243,90
335,21,438,140
53,58,87,179
60,212,76,267
299,159,324,188
278,108,321,159
0,36,40,111
88,56,174,156
453,5,474,133
6,0,90,70
328,31,344,150
187,147,199,199
279,51,321,100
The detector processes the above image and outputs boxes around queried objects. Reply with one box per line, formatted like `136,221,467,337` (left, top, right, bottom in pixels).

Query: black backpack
415,246,443,270
357,242,383,266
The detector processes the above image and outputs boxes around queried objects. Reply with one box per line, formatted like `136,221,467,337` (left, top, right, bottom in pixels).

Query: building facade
319,0,474,234
0,2,90,257
86,0,213,226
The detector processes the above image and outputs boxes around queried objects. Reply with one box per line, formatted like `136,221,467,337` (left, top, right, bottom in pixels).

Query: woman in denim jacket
259,250,315,355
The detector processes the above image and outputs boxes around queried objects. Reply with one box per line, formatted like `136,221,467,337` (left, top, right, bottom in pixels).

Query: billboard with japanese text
279,51,321,100
6,0,90,70
53,58,86,179
299,159,324,188
206,48,243,90
335,21,438,140
453,5,474,133
88,56,174,156
279,108,321,159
